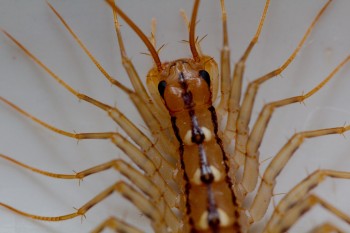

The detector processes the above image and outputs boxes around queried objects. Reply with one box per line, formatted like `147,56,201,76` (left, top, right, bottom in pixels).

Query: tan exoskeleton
0,0,350,232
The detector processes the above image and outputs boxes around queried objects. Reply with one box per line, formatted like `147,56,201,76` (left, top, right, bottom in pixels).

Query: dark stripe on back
178,71,221,232
209,106,241,231
171,116,197,232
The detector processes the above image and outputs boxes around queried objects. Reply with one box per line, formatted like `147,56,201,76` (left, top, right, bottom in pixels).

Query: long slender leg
248,126,350,222
47,3,177,160
263,170,350,231
110,1,169,125
215,0,232,120
0,100,178,203
265,195,350,232
179,9,204,56
147,19,167,65
149,18,157,47
45,3,129,94
0,153,176,209
111,2,176,152
0,97,177,191
0,30,179,173
218,0,270,123
226,0,332,168
92,217,143,233
240,56,350,194
0,181,179,232
308,223,344,233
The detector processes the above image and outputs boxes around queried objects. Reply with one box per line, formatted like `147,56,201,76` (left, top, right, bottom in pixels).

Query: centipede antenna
105,0,163,71
189,0,201,61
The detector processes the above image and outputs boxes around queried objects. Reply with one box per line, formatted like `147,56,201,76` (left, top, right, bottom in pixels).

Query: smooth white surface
0,0,350,232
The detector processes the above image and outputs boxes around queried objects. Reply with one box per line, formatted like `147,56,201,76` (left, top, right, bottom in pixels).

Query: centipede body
1,0,350,232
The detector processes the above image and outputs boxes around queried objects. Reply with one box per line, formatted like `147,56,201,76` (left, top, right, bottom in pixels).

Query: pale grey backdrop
1,1,350,232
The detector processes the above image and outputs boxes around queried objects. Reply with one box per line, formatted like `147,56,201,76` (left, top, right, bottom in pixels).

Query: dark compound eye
158,80,167,98
199,70,210,87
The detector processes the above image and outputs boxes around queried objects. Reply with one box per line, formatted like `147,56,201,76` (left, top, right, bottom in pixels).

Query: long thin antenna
105,0,163,71
189,0,201,62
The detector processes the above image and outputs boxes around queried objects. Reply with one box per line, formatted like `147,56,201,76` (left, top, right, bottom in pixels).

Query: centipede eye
158,80,167,99
199,70,210,87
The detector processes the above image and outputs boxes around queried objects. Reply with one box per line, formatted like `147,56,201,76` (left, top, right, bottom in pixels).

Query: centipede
1,0,350,232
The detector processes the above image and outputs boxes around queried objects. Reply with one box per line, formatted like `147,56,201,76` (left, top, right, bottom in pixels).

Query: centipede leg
0,181,177,232
47,2,178,160
110,3,168,124
265,194,350,233
149,17,157,48
179,9,204,56
249,126,350,223
215,0,231,121
91,217,143,233
240,56,350,194
263,169,350,231
226,0,332,169
0,153,177,209
113,2,179,159
0,98,179,209
1,29,179,169
308,222,344,233
73,181,177,232
222,0,270,139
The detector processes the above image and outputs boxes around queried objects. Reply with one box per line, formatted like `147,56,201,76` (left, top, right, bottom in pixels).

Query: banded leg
0,30,178,170
109,1,170,126
215,0,232,120
179,9,204,56
146,18,167,75
309,223,344,233
264,170,350,231
240,55,350,194
218,0,270,124
249,126,350,222
265,195,350,233
227,0,332,167
92,217,143,233
0,97,177,196
149,17,157,48
0,153,176,209
0,181,179,232
47,3,177,160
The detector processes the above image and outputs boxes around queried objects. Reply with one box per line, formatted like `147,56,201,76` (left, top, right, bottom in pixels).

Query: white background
1,0,350,232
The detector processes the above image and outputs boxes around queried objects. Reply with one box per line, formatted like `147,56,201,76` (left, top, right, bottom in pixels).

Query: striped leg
221,0,270,130
179,8,204,57
0,96,175,179
0,97,179,219
308,223,344,233
0,153,177,209
249,126,350,223
0,98,178,207
1,30,177,170
46,2,177,160
110,3,179,159
227,0,332,168
265,194,350,233
240,56,350,194
263,170,350,232
149,17,157,48
91,217,143,233
0,181,179,232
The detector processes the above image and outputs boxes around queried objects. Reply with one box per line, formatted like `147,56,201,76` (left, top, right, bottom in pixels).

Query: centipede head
147,57,218,117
